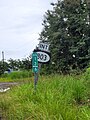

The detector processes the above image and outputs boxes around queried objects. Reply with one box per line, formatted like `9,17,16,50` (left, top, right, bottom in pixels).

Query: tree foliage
39,0,90,74
8,57,32,71
0,57,32,75
0,61,9,75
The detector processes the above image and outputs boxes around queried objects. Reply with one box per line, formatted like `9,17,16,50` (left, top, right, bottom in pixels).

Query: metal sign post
32,42,51,91
32,52,38,90
34,72,38,90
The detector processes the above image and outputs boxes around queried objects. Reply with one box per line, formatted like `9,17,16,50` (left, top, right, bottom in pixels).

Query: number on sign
38,53,47,61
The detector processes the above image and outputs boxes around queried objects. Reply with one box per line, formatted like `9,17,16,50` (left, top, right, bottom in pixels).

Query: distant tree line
39,0,90,74
0,57,32,75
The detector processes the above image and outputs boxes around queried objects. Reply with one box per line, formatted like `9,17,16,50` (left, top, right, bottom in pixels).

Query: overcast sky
0,0,57,61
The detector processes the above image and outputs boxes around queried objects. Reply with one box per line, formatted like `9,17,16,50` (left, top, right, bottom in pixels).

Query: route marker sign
32,52,38,73
38,43,50,52
37,51,50,63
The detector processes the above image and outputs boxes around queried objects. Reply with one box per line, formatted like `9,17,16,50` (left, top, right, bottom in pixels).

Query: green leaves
39,0,90,74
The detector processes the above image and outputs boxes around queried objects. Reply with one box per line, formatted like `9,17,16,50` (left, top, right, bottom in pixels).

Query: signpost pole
38,63,42,73
34,72,38,90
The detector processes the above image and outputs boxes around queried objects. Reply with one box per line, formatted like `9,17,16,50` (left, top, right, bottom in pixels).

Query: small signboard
38,43,50,52
37,51,50,63
32,52,38,73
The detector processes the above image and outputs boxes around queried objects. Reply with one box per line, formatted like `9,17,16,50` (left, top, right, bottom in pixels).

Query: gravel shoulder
0,82,18,89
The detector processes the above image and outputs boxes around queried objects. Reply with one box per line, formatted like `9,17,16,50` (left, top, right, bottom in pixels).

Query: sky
0,0,57,61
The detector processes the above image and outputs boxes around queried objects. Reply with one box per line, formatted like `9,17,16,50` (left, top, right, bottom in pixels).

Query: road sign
38,43,50,52
32,42,51,91
37,51,50,63
32,52,38,73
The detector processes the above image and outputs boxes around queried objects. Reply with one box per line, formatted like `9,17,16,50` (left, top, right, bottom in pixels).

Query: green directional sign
32,52,38,73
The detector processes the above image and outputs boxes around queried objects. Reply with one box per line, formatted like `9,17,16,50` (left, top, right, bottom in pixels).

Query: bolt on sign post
32,52,38,90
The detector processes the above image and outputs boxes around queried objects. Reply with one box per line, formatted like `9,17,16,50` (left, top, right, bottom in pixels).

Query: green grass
0,70,33,82
0,74,90,120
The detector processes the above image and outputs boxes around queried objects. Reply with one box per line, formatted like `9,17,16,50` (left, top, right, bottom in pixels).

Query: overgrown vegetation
0,74,90,120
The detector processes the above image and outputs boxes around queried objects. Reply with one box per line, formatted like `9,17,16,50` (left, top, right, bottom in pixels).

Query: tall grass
0,74,90,120
0,70,32,82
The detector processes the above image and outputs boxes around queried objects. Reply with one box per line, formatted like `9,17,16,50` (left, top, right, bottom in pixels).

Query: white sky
0,0,57,61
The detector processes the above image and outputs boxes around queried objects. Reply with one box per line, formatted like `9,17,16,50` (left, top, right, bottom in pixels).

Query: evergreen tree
39,0,90,74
